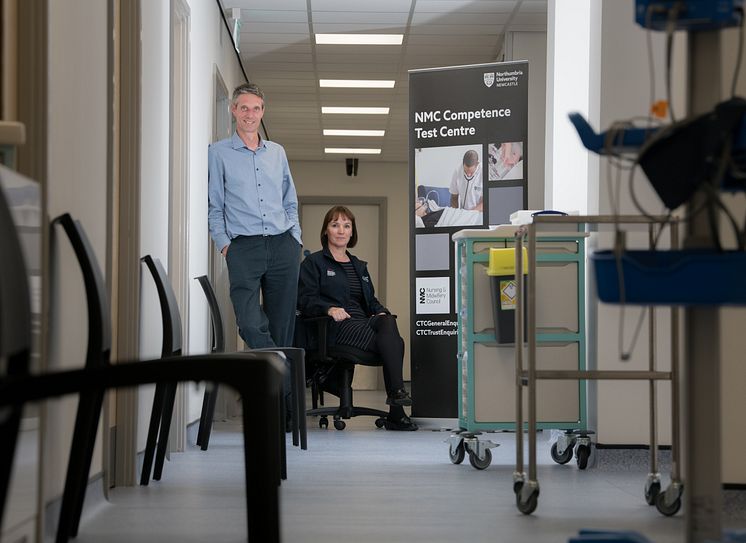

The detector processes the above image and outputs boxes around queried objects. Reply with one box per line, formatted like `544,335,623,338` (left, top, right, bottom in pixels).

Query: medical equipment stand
512,215,683,518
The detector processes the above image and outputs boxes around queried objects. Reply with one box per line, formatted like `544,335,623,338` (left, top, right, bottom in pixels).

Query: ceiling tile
311,0,413,12
311,12,410,24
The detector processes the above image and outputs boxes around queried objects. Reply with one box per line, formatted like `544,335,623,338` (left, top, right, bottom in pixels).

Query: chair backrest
141,255,182,357
195,275,225,353
0,180,30,376
52,213,111,368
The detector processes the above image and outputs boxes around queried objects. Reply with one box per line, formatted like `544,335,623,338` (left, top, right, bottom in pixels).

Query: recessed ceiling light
315,34,403,45
325,148,382,155
323,129,385,137
320,79,395,88
322,107,390,115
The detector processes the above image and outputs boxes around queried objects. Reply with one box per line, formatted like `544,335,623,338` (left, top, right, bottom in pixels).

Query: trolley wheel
333,419,346,431
655,492,681,516
576,445,590,470
513,480,523,495
468,448,492,470
449,442,466,465
374,418,385,429
645,481,661,505
550,442,573,465
319,417,329,429
516,490,539,515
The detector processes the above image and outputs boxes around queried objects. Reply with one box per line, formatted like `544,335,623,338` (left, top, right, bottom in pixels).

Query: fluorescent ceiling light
324,129,385,137
322,107,390,115
315,34,403,45
320,79,395,88
325,148,381,155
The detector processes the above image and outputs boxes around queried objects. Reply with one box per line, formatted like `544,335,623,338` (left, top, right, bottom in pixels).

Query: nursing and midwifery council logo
415,277,450,314
483,72,495,87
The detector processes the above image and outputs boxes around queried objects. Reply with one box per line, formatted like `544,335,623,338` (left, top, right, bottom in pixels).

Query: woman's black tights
371,315,406,418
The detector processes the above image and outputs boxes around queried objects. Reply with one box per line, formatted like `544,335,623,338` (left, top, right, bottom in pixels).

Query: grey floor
71,390,746,543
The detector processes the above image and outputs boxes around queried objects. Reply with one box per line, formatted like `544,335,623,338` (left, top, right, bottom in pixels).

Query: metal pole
670,223,681,483
648,224,658,477
515,230,524,476
527,223,537,481
685,29,723,543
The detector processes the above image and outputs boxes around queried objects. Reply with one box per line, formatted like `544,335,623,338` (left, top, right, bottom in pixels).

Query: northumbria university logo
483,72,495,87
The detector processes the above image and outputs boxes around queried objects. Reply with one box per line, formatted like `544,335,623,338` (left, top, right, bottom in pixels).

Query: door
300,198,387,390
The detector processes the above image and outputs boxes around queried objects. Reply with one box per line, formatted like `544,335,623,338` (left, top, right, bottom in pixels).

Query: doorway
299,197,388,390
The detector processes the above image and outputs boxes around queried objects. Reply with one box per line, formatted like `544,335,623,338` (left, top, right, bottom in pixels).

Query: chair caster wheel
375,418,385,428
333,419,346,431
319,416,329,429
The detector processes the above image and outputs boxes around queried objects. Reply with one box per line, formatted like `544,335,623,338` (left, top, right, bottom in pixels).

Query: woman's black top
298,246,389,349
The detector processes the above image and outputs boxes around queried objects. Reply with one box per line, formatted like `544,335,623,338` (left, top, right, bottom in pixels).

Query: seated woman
298,205,417,431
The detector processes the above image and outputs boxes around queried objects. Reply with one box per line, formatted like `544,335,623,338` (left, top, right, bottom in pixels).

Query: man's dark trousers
226,230,301,395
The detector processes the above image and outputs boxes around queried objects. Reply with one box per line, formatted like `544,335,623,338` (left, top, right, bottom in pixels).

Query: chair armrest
303,316,332,359
0,353,285,406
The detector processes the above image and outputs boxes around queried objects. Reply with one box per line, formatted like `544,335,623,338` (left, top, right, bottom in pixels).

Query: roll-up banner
409,61,529,418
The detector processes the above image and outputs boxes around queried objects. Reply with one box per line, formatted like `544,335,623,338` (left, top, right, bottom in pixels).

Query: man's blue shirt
208,132,301,251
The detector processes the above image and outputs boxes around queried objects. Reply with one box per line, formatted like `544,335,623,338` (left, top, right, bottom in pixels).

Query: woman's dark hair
320,205,358,248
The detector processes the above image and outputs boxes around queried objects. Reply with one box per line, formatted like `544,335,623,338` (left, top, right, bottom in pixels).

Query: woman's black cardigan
297,245,389,347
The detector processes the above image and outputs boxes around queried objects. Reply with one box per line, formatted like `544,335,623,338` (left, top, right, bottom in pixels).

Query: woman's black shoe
386,388,412,406
383,414,418,431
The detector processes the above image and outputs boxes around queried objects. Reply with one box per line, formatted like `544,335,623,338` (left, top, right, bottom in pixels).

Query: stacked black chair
138,255,185,485
51,214,111,543
0,185,285,541
194,275,224,451
303,316,389,431
194,274,308,451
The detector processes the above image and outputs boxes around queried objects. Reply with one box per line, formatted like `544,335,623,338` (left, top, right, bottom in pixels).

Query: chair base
307,404,389,431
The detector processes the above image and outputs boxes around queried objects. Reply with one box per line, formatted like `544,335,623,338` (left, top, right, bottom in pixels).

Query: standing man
449,149,483,211
208,82,302,353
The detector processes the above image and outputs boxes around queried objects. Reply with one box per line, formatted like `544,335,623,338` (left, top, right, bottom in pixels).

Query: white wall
137,0,171,451
589,1,680,448
45,0,108,502
505,31,547,210
135,0,245,446
185,0,245,422
291,160,411,378
718,25,746,484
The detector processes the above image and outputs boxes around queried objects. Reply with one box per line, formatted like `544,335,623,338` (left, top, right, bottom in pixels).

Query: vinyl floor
70,390,746,543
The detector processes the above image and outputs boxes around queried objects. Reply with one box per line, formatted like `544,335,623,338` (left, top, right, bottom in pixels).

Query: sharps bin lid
487,247,528,276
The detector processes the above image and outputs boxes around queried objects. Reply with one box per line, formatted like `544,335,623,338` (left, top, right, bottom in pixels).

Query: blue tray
591,249,746,305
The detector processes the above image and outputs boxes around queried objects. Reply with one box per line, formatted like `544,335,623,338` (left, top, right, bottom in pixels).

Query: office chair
0,196,284,541
302,316,389,430
194,274,307,451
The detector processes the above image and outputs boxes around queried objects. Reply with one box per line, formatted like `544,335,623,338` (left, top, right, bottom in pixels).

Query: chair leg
198,383,219,451
279,392,287,481
196,387,211,449
140,381,167,485
293,352,307,450
339,368,354,418
153,382,177,481
0,409,21,533
311,381,318,410
241,392,280,542
57,391,104,541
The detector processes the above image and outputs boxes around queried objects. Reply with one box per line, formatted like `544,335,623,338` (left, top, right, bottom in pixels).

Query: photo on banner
414,144,483,228
488,141,524,181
